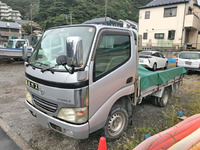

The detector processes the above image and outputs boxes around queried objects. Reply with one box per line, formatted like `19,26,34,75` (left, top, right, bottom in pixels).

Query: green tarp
138,65,186,90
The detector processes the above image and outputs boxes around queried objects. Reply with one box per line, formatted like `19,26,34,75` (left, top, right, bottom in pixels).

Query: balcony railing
184,13,200,29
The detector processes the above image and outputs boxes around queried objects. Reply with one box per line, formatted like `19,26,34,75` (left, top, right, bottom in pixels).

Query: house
138,0,200,49
15,20,42,34
0,1,21,20
118,19,138,30
0,21,21,45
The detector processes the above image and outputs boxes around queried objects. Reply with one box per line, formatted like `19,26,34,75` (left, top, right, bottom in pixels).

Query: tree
22,24,37,35
0,18,14,22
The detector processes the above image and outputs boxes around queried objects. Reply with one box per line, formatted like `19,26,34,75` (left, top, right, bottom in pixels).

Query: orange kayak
189,141,200,150
133,114,200,150
168,128,200,150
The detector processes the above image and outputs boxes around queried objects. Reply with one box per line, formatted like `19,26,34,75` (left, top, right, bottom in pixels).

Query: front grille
32,95,58,113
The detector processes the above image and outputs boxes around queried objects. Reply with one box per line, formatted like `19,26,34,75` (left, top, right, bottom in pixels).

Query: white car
176,51,200,72
139,51,168,70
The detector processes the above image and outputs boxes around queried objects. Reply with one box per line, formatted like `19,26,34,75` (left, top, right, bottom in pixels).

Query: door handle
126,77,133,84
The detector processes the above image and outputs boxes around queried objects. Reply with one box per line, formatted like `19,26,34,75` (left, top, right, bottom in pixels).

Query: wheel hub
108,112,125,136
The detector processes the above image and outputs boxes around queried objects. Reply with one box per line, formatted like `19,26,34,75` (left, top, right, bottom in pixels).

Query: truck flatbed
135,65,186,105
0,47,32,58
138,65,186,90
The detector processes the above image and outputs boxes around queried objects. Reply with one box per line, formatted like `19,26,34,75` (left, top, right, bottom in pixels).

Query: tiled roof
0,21,21,29
140,0,189,9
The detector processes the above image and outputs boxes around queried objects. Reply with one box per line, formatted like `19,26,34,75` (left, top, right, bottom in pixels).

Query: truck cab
7,39,29,49
25,24,138,139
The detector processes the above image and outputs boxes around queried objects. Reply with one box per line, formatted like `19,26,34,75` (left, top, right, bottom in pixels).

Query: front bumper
25,100,89,139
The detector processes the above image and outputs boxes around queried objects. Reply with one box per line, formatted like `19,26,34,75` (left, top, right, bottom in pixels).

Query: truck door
88,29,135,119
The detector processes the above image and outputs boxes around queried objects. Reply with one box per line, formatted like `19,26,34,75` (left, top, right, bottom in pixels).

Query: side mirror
66,36,83,67
22,44,28,61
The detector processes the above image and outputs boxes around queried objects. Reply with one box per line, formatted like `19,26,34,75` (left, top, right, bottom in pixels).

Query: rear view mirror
22,44,28,61
66,36,83,67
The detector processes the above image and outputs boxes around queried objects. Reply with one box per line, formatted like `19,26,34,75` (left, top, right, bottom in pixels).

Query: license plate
139,59,143,63
26,79,39,91
185,61,192,65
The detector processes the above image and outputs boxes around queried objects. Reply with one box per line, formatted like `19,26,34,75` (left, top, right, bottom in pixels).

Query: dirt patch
0,61,199,150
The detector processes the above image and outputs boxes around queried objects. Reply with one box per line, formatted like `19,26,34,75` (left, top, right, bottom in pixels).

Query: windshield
179,53,200,59
7,40,14,48
29,26,96,70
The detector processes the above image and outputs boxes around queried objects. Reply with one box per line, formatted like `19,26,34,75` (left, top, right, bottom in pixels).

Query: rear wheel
157,89,169,107
151,89,169,107
103,105,128,140
152,63,157,71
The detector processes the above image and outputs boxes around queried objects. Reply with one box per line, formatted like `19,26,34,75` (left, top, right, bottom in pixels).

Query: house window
164,7,177,17
145,11,150,19
168,30,175,40
188,7,192,15
143,33,148,39
155,33,164,39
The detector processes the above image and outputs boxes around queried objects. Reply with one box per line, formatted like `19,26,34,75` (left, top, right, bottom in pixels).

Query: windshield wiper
41,64,58,74
33,61,49,67
41,64,74,74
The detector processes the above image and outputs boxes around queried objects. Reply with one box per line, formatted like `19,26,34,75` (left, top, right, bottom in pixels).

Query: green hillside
1,0,151,29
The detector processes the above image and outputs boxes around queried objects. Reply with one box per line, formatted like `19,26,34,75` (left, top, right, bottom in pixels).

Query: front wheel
164,62,168,69
103,105,128,140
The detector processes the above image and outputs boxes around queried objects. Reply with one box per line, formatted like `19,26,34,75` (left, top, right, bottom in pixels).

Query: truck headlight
57,107,88,124
25,90,33,105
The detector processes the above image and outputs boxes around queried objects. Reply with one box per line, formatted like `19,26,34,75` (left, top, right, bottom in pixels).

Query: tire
164,61,168,69
151,96,158,106
152,63,157,71
157,89,169,107
103,105,128,140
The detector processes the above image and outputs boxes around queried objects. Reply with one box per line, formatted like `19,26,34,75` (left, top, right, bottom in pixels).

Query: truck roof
50,24,137,33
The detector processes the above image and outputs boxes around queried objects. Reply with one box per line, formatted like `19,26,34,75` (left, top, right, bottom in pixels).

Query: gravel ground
0,60,199,150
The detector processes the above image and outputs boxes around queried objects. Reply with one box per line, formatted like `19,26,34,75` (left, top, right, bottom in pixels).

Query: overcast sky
198,0,200,5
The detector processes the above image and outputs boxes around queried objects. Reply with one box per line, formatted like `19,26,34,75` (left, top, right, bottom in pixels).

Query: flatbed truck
23,24,185,140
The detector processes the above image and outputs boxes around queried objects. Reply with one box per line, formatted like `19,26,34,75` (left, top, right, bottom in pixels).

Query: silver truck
0,39,32,59
23,24,185,140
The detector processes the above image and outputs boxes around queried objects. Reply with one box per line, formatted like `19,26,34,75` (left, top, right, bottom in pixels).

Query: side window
16,41,25,48
164,7,177,17
155,33,164,39
168,30,175,40
143,33,148,40
145,11,150,19
159,53,164,58
94,34,131,80
153,53,160,57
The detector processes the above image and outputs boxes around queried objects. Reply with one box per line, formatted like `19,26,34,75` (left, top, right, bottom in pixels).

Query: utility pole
105,0,107,25
70,11,73,25
30,3,33,35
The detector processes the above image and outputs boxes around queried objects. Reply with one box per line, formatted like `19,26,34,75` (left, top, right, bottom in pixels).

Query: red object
148,56,151,63
149,119,200,150
98,137,107,150
176,58,178,65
